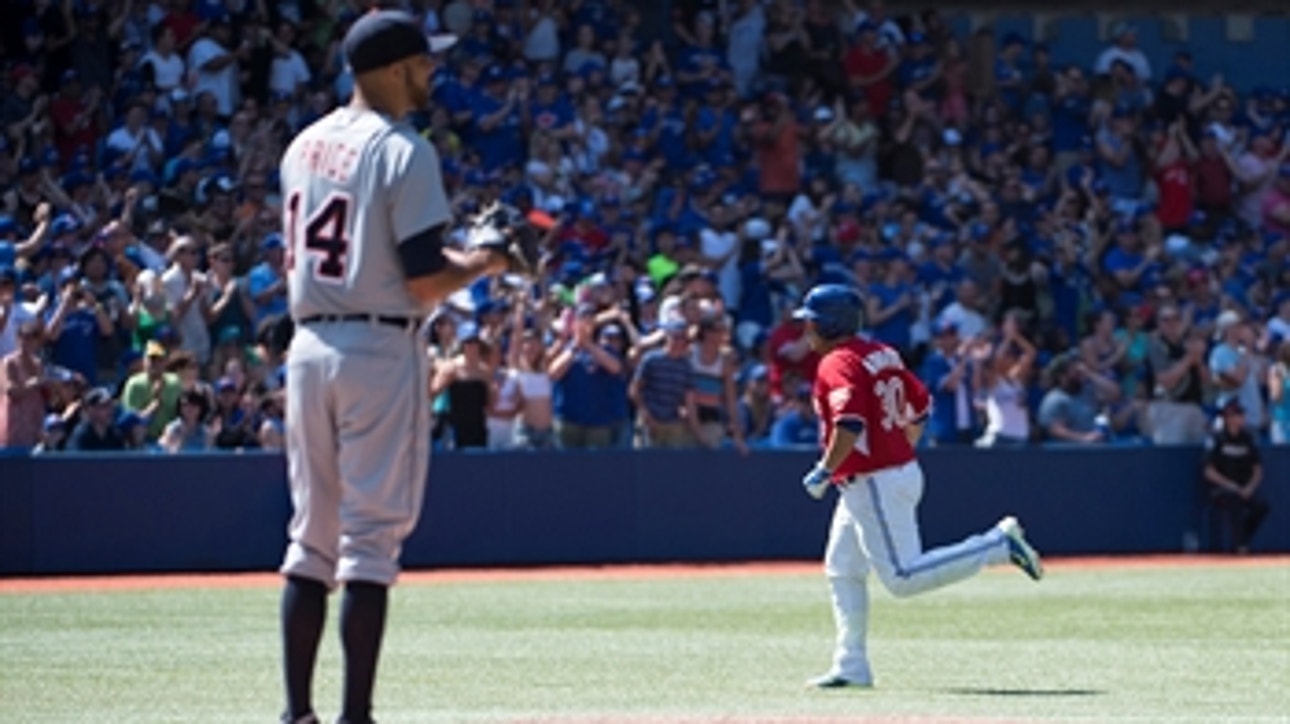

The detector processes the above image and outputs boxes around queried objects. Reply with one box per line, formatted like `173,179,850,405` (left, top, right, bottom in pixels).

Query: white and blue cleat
804,673,873,690
999,516,1044,581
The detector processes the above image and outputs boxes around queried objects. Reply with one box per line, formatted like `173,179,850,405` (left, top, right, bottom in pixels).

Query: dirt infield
1,555,1286,594
554,715,1055,722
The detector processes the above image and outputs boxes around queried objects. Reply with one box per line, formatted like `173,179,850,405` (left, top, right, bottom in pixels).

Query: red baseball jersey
812,337,932,480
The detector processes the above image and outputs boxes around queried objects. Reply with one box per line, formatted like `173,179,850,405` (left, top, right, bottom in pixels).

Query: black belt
297,314,422,333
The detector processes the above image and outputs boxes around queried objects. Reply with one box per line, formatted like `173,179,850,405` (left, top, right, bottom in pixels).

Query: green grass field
2,561,1288,723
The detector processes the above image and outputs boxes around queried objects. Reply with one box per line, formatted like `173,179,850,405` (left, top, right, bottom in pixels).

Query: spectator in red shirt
162,0,203,51
48,70,101,165
747,92,801,201
844,23,897,116
560,205,610,254
1193,128,1234,220
1152,118,1198,233
766,310,820,402
1263,165,1290,238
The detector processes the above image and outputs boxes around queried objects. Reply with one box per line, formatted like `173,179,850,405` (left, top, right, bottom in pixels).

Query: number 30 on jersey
875,377,908,431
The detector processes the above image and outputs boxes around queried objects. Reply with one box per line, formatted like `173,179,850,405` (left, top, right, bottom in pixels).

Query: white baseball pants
822,460,1011,683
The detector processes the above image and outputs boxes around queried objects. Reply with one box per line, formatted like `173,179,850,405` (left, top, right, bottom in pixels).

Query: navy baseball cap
84,387,114,406
343,10,456,74
51,214,81,237
260,232,285,251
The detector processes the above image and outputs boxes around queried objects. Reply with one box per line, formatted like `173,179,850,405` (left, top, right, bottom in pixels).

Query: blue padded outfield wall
0,447,1286,576
940,12,1290,94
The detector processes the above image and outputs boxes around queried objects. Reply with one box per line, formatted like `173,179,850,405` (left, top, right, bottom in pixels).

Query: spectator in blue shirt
694,79,738,167
919,320,977,445
436,56,482,126
631,316,699,448
640,77,689,170
917,234,964,314
210,376,259,450
32,414,68,455
563,24,607,76
737,363,775,445
866,252,916,353
527,73,575,139
1096,107,1145,206
995,33,1027,112
1101,220,1161,308
899,32,941,100
459,11,499,60
675,11,726,97
45,267,113,385
549,305,627,449
769,382,819,448
469,66,525,172
246,233,287,329
65,387,128,452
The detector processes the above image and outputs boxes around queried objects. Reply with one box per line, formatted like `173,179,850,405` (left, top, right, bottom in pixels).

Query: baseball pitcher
793,284,1044,689
275,11,539,724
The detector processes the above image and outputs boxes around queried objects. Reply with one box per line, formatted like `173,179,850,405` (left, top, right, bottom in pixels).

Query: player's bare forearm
904,421,924,447
821,425,858,473
406,249,507,308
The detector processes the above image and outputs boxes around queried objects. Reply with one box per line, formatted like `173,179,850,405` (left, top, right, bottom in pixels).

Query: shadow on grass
946,687,1106,697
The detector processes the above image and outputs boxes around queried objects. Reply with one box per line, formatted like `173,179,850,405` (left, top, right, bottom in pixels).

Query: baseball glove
465,201,546,277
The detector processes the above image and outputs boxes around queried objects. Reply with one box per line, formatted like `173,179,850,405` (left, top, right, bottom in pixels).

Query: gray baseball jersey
277,107,448,589
280,107,451,318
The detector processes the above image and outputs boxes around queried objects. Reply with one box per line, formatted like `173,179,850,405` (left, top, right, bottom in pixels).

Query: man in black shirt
1203,399,1270,554
66,387,128,452
1146,304,1210,445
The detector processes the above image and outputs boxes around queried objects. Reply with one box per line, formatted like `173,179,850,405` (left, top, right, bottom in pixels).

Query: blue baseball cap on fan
118,411,149,431
457,321,481,342
50,214,81,238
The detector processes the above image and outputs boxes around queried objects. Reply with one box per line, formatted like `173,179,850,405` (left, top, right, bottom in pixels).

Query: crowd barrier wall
1,446,1284,576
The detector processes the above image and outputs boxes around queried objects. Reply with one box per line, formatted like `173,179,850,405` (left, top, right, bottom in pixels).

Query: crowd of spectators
2,0,1290,456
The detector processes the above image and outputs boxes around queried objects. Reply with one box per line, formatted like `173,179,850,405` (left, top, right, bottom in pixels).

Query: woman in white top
504,298,555,449
511,328,555,449
484,341,521,450
973,314,1037,447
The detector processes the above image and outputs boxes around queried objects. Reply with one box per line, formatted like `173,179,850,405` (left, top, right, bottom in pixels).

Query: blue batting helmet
792,284,863,340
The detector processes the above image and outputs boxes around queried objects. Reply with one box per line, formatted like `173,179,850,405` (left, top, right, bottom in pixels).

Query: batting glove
802,464,832,500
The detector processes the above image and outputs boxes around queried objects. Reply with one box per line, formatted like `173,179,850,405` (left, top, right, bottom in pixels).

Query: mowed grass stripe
1,564,1286,723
